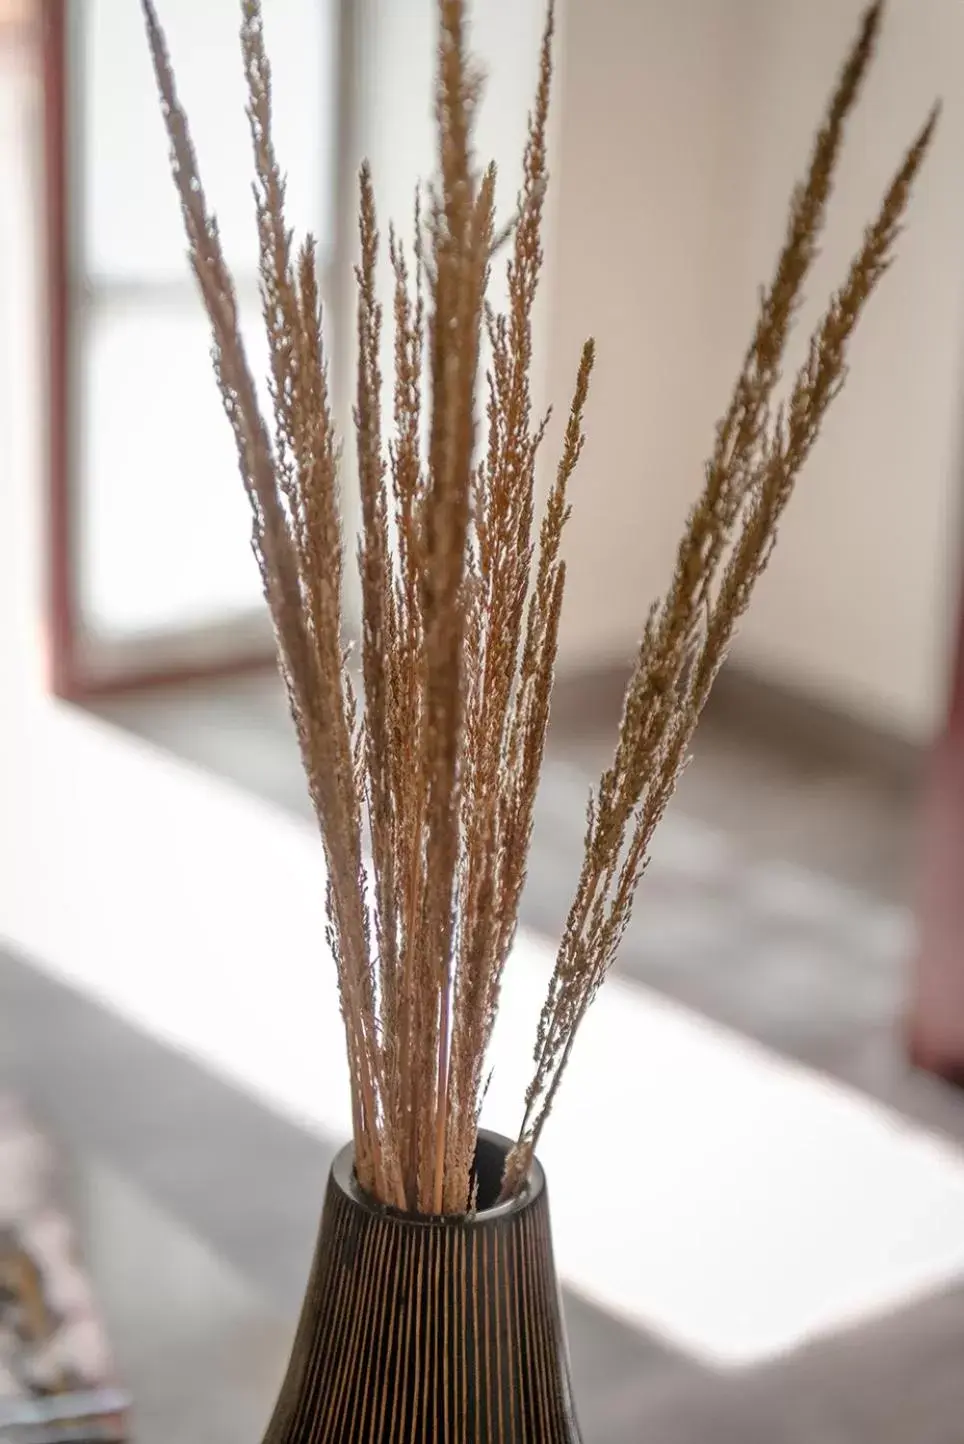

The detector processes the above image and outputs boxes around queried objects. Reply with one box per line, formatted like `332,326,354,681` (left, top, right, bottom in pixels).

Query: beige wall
546,0,964,742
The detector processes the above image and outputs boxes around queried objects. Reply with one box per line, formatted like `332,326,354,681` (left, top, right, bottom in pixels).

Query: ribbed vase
262,1130,581,1444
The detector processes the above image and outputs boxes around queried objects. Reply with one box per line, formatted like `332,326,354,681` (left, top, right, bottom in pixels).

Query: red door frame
907,546,964,1082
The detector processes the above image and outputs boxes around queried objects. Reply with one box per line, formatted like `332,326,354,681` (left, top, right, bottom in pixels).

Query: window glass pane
77,0,338,282
79,298,272,638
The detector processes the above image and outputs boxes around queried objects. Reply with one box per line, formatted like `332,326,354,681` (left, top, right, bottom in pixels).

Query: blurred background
1,0,964,1441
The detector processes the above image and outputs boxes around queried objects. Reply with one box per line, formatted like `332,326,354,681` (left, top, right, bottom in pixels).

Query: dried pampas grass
142,0,936,1214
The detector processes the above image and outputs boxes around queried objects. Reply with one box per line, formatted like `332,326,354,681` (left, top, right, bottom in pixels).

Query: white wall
545,0,759,672
545,0,964,743
734,0,963,741
351,0,557,422
330,0,554,628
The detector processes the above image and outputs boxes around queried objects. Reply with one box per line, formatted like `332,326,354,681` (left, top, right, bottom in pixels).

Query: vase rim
331,1128,545,1226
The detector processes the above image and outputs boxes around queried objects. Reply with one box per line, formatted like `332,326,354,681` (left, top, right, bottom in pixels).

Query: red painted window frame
39,0,276,700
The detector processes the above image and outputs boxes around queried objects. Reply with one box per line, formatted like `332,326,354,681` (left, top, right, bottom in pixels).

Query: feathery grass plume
142,0,935,1214
501,9,938,1197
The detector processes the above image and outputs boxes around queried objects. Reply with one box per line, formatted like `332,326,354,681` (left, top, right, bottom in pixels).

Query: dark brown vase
262,1130,581,1443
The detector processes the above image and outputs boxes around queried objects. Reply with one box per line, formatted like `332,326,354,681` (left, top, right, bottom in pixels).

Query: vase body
262,1130,581,1444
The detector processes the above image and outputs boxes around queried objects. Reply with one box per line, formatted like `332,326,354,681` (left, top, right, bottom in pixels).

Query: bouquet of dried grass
143,0,935,1216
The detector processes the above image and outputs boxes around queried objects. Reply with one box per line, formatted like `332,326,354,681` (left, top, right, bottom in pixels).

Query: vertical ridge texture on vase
262,1130,581,1443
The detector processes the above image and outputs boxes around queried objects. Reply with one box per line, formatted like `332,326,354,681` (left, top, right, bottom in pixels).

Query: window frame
41,0,361,699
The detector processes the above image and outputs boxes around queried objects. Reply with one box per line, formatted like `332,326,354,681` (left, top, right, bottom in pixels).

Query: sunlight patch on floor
3,703,964,1368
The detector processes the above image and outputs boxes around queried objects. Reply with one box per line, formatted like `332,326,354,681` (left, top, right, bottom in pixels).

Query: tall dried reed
142,0,936,1213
